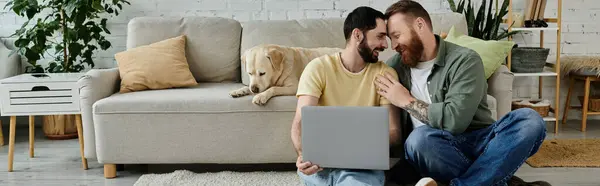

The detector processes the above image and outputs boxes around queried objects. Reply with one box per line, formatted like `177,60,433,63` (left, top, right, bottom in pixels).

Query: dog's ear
267,46,284,71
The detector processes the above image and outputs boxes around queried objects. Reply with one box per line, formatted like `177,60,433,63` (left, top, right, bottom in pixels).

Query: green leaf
100,18,111,34
68,42,83,56
117,4,122,10
483,0,494,39
496,29,520,40
27,0,37,7
99,40,111,50
11,0,26,15
24,48,40,61
47,62,58,72
64,2,77,17
75,10,86,26
25,7,37,19
101,18,107,26
14,38,30,47
465,0,474,36
472,0,485,39
54,45,64,54
93,0,104,11
457,0,465,13
447,0,457,12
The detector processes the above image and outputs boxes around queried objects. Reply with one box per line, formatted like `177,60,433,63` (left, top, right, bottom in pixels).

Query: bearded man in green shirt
375,1,551,186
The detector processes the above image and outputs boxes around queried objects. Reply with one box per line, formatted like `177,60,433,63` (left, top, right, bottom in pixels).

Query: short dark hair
343,6,386,41
385,0,432,30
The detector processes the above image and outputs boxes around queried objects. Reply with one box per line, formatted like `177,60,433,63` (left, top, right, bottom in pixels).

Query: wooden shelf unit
507,0,562,134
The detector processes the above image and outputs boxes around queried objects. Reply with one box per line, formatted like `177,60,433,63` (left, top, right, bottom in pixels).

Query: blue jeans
404,108,546,186
297,168,385,186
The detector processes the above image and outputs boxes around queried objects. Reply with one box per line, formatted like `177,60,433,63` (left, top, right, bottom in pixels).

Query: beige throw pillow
115,35,197,93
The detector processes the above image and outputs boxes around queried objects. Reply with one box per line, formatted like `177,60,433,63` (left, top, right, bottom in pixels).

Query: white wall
0,0,598,120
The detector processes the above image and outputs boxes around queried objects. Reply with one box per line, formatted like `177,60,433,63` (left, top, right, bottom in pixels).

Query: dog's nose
250,85,259,93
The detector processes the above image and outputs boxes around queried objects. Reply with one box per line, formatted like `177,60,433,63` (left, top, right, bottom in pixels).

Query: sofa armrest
77,68,120,159
0,42,22,79
487,65,514,120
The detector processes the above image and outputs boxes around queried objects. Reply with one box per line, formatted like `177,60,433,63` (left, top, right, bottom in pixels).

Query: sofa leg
104,164,117,179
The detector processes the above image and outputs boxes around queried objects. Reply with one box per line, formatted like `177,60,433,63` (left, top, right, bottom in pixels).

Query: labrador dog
229,44,342,105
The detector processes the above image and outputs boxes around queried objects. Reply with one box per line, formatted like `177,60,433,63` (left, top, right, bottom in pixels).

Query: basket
510,47,550,73
578,96,600,112
512,99,550,117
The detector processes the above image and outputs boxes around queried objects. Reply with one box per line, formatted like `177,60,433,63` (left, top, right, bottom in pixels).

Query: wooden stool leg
562,76,575,125
0,120,4,146
105,164,117,178
8,116,16,172
29,116,35,158
75,115,88,170
582,77,591,132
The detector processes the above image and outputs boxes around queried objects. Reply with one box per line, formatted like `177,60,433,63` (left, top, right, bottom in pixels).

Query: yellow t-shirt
296,52,399,106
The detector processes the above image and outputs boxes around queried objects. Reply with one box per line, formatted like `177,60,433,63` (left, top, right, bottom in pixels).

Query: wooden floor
0,120,599,186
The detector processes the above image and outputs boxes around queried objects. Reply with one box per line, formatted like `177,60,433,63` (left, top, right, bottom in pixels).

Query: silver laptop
301,106,391,170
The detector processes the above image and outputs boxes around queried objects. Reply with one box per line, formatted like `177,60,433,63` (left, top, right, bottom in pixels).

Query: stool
562,69,600,132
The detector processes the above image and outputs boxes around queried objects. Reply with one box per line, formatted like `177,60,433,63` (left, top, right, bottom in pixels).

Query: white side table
0,73,88,172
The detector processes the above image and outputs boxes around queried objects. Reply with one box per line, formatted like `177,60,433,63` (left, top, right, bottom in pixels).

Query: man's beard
358,37,385,63
396,29,424,68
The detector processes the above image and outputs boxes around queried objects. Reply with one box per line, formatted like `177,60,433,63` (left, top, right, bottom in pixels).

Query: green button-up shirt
386,35,496,141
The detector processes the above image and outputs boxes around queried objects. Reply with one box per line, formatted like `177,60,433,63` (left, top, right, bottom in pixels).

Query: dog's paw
252,93,270,105
229,89,249,98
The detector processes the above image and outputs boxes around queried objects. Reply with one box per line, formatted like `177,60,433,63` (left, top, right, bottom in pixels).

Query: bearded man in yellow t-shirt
290,6,436,186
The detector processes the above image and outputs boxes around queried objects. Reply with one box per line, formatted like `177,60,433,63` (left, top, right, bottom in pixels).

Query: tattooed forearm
402,99,430,123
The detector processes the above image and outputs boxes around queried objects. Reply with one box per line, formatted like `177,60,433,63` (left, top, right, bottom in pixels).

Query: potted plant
447,0,520,40
4,0,130,139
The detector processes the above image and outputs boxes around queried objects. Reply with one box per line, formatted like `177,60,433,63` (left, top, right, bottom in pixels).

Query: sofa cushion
115,35,198,93
444,26,515,79
126,17,241,82
93,82,497,121
93,83,297,114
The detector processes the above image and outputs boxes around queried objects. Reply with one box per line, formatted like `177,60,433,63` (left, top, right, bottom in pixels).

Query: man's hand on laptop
296,155,323,175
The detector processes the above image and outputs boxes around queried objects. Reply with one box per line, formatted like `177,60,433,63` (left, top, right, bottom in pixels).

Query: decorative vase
42,115,78,140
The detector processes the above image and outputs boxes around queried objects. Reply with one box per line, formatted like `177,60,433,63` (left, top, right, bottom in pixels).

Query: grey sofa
77,12,514,178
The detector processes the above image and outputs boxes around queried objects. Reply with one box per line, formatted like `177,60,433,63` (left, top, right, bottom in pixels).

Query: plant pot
43,115,78,140
510,47,550,73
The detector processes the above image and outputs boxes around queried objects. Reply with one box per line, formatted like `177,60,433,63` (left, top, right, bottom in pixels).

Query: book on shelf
524,0,548,28
538,0,548,20
533,0,542,20
525,0,537,21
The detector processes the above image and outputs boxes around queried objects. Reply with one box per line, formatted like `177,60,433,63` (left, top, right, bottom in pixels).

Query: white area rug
134,170,304,186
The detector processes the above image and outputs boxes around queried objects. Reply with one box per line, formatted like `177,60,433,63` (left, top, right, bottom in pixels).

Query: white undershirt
409,59,435,129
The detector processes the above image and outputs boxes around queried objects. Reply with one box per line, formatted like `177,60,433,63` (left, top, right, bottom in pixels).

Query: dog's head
242,45,285,94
